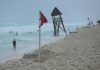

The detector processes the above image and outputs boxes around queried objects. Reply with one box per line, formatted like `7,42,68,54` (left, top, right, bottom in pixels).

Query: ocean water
0,22,85,63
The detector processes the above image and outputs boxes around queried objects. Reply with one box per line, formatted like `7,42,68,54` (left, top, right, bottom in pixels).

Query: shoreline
0,24,100,70
0,32,66,63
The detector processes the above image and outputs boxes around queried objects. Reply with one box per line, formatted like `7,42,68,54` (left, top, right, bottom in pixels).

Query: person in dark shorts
13,39,16,48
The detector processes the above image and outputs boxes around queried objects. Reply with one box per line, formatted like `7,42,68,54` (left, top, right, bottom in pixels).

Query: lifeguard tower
51,7,67,36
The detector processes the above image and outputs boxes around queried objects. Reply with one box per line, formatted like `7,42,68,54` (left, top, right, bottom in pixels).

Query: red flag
39,11,47,27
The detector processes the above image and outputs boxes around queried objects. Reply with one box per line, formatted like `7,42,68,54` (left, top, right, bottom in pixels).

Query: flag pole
39,21,41,61
38,11,47,61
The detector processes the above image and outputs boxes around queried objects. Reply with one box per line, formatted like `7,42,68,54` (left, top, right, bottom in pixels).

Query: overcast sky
0,0,100,24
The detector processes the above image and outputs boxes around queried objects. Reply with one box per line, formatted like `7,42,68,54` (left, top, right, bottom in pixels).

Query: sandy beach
0,24,100,70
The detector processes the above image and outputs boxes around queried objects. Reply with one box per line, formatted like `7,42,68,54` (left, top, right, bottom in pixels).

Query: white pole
39,25,41,61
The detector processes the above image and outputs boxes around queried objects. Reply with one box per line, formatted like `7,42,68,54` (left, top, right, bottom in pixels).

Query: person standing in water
16,32,18,36
12,39,16,48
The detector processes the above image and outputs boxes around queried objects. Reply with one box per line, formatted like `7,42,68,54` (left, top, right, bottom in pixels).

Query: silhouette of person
13,39,16,48
10,31,11,33
67,28,70,36
87,17,90,27
16,32,18,36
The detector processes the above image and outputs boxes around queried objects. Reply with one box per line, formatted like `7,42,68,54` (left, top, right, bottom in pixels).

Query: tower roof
51,7,62,16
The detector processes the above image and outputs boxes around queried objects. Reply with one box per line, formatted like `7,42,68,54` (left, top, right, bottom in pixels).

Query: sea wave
16,37,33,41
0,41,11,44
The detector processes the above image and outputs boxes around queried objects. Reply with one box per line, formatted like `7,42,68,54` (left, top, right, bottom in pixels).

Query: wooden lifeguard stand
51,7,67,36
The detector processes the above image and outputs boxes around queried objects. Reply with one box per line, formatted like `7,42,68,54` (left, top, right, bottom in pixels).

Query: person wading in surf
12,39,16,48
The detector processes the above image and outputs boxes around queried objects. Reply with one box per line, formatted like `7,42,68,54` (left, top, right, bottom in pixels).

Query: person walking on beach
67,28,70,36
12,39,16,48
87,17,91,27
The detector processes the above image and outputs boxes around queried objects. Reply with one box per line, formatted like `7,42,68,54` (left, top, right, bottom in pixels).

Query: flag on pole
39,11,48,27
38,11,47,61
